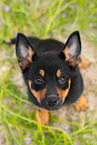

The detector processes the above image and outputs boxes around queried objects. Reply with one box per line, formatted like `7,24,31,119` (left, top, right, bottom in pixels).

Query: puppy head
16,31,81,110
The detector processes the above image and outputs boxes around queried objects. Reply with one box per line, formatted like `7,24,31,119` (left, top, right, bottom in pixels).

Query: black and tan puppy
4,31,89,124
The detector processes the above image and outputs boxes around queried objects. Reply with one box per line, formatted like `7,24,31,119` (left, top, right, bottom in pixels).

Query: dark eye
58,76,66,84
35,76,44,84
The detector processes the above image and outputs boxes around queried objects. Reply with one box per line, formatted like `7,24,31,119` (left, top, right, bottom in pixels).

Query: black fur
4,31,83,111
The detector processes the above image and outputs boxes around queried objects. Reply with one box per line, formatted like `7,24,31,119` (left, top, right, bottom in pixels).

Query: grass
0,0,97,145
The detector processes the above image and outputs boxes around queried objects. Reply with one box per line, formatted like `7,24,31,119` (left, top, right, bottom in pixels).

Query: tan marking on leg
28,80,46,103
39,69,45,77
56,69,61,78
79,57,91,69
56,80,71,102
73,95,89,111
35,109,49,125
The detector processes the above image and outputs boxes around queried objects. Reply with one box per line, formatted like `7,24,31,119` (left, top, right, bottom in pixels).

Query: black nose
46,96,58,107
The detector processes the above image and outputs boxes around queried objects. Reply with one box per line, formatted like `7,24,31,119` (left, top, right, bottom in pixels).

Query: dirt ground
0,37,97,145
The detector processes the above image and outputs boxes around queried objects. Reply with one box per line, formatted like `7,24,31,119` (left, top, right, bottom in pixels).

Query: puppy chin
43,105,62,111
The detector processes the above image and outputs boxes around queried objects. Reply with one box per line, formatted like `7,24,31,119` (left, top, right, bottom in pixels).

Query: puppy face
16,31,81,110
27,54,72,110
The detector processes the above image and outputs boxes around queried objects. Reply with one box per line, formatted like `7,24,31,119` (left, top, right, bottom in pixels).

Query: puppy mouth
44,105,61,111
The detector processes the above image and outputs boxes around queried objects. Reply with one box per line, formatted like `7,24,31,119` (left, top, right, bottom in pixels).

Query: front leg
35,109,49,125
79,57,91,69
73,95,89,111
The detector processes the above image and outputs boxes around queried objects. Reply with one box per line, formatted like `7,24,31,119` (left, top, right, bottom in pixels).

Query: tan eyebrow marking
56,69,61,78
39,69,45,77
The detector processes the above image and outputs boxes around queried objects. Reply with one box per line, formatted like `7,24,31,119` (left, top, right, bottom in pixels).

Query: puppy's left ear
62,31,81,68
16,33,35,70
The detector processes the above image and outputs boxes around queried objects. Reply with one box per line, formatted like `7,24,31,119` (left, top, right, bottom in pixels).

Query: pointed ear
62,31,81,68
16,33,35,70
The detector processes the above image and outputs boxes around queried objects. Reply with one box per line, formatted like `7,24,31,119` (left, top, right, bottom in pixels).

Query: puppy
4,31,89,124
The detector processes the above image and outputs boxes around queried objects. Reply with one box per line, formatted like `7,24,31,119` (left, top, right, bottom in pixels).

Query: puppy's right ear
16,33,35,70
61,31,81,68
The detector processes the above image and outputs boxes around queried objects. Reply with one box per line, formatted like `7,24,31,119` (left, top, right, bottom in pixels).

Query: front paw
35,109,49,125
79,57,91,69
73,95,89,111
